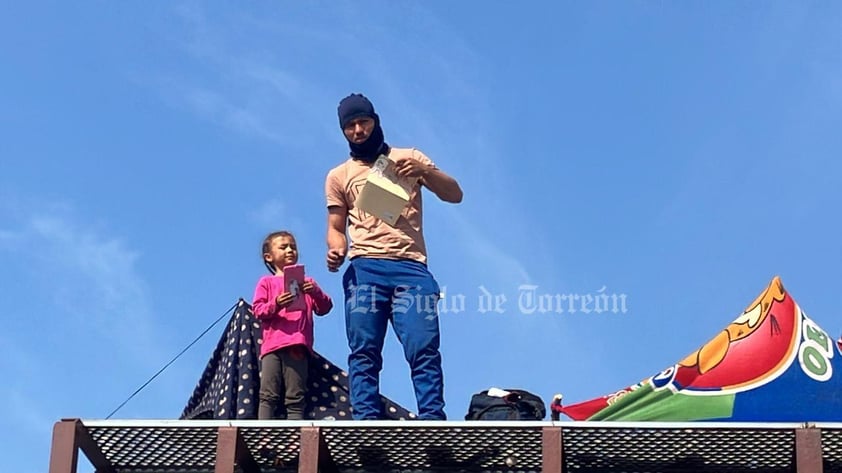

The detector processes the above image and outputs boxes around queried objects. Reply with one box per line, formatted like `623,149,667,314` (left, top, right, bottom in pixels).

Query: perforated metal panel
321,424,544,472
73,420,842,473
86,424,219,473
239,425,301,471
562,425,795,472
823,428,842,473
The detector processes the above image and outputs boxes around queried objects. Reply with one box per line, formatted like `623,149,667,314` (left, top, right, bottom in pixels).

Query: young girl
252,231,332,420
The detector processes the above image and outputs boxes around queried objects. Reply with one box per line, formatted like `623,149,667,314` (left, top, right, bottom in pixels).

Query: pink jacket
251,275,332,358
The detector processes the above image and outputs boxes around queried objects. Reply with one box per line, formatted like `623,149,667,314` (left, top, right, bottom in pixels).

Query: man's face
343,116,375,144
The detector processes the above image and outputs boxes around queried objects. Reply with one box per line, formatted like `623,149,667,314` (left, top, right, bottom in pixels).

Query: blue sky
2,2,841,471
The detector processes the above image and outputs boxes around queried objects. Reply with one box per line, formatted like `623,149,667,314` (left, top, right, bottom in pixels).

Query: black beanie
338,93,376,129
337,93,388,162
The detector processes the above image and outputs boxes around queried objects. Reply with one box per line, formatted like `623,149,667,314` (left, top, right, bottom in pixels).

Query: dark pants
258,345,309,420
343,258,446,420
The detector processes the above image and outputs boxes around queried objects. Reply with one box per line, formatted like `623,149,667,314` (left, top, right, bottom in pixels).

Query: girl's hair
261,230,296,274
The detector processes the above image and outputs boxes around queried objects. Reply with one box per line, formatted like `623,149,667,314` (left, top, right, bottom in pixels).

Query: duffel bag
465,388,546,420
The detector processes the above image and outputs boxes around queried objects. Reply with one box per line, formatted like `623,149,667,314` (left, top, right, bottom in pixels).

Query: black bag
464,389,546,420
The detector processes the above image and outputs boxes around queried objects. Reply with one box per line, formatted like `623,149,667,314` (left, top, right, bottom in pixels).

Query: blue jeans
343,258,446,420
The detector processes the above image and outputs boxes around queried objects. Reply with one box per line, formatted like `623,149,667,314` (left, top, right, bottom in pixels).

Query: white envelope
355,155,418,226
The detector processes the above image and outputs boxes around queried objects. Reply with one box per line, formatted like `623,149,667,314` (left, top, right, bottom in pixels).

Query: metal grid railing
68,420,842,473
239,425,301,471
823,426,842,473
562,425,795,472
86,423,219,472
321,423,544,472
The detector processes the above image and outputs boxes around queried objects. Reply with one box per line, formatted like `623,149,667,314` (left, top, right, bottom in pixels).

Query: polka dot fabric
181,300,415,420
181,300,261,420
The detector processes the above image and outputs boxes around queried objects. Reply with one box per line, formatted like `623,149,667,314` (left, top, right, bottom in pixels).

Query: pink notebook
283,264,306,311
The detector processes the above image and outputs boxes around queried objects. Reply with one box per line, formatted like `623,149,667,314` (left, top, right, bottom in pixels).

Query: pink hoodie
251,275,333,358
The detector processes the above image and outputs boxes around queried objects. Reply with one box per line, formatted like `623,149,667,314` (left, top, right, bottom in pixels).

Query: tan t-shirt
325,147,435,264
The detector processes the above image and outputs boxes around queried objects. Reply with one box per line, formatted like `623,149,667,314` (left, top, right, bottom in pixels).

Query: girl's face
264,235,298,272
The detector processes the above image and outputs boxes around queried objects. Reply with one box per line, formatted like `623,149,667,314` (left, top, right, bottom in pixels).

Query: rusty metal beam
216,426,260,473
542,426,563,473
795,427,823,473
237,428,261,473
48,419,115,473
49,420,80,473
74,421,115,473
299,426,336,473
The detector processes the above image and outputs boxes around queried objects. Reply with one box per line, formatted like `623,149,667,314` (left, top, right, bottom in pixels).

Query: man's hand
327,247,347,272
394,157,429,180
275,292,295,308
326,206,348,272
394,156,463,203
302,281,315,294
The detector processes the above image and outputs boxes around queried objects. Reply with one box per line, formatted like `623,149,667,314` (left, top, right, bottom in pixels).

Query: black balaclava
337,93,389,162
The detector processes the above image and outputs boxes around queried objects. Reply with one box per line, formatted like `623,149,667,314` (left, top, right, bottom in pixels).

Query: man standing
325,93,463,420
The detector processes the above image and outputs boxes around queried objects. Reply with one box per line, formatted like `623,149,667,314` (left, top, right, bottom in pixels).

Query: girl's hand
302,281,315,294
275,292,295,308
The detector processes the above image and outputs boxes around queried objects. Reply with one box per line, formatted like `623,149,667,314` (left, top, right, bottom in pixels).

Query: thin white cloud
155,1,548,294
294,6,543,291
129,3,342,152
0,203,164,366
447,208,533,287
0,198,212,424
248,198,306,231
183,86,288,144
0,388,53,437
